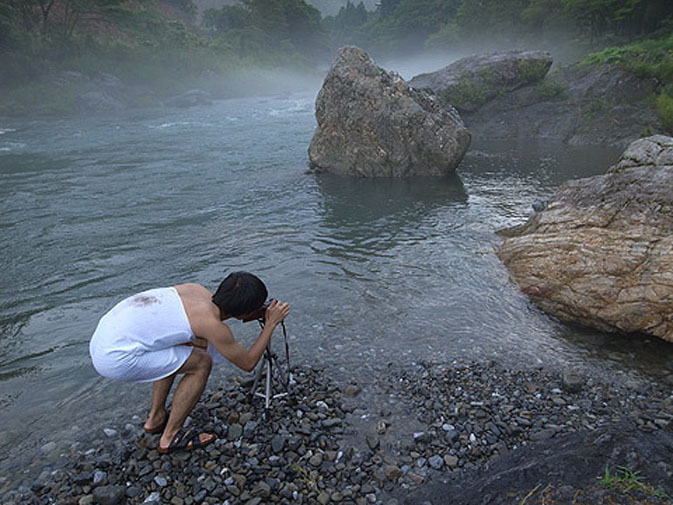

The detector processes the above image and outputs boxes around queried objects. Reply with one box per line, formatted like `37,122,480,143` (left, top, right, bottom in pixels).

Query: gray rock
409,50,553,113
498,135,673,343
91,485,125,505
456,61,660,148
384,465,402,481
92,470,107,485
271,434,286,453
343,384,362,397
562,371,585,393
164,89,213,108
251,481,271,498
322,418,342,429
243,420,258,438
444,429,458,443
309,46,470,177
40,442,57,454
309,453,324,467
530,429,557,442
228,423,243,440
77,92,125,113
193,488,207,504
428,455,444,469
444,455,459,469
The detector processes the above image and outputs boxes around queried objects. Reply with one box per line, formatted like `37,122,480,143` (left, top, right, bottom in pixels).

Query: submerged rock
309,46,470,177
498,135,673,342
409,50,553,113
164,89,213,108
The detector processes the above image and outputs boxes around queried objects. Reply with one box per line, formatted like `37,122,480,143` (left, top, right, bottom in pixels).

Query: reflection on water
0,93,671,487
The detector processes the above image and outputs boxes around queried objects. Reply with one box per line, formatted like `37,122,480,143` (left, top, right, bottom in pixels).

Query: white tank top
91,286,195,355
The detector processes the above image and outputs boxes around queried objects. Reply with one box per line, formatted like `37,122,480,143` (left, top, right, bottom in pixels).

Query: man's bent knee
178,348,213,375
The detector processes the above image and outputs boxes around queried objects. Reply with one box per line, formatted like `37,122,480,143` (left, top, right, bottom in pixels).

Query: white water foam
268,98,313,117
0,128,17,135
0,142,27,152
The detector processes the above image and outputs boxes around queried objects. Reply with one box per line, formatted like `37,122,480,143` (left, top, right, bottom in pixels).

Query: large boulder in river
409,50,553,113
308,46,470,177
497,135,673,343
462,63,660,148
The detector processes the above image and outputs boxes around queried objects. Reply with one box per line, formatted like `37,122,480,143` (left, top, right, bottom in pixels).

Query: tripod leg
270,354,289,391
265,355,272,410
250,353,267,398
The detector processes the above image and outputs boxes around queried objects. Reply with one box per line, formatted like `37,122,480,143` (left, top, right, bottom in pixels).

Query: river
1,90,672,487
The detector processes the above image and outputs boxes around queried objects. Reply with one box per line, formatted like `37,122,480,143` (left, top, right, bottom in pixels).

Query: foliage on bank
1,0,672,117
0,0,323,115
581,33,673,133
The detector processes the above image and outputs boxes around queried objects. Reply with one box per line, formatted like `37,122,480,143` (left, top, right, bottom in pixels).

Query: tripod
248,320,290,414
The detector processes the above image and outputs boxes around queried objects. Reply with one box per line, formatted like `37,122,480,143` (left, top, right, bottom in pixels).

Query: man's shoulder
175,282,211,296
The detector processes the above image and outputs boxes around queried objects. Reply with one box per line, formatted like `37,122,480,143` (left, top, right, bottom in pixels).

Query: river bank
2,360,671,504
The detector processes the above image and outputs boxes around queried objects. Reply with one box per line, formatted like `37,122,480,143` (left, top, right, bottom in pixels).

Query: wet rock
40,442,57,454
142,491,160,504
164,89,212,108
309,46,470,177
366,434,380,450
409,50,553,113
384,465,401,482
343,384,362,397
429,54,661,148
498,135,673,343
227,423,243,440
562,370,585,393
428,455,444,470
443,455,458,469
271,434,286,453
91,485,125,505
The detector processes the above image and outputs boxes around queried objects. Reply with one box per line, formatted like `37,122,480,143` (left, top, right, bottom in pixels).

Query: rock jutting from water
308,46,471,177
408,50,553,113
408,51,661,148
497,135,673,343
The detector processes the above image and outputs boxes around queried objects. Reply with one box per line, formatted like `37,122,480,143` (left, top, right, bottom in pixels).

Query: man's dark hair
212,272,268,317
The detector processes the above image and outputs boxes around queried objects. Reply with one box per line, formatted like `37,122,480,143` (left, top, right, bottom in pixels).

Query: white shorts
90,341,194,383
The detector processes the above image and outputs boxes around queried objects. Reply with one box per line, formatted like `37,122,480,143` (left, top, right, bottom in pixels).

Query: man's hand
265,299,290,327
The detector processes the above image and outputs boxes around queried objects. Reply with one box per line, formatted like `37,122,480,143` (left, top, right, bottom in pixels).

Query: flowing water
1,90,672,485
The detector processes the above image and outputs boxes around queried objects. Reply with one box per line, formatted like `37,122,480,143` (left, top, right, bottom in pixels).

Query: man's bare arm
197,301,290,372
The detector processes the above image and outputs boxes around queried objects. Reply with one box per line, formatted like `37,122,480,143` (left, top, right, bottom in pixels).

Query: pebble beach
2,360,672,505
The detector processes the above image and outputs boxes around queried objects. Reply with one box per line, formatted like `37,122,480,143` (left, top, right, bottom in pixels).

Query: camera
240,299,273,322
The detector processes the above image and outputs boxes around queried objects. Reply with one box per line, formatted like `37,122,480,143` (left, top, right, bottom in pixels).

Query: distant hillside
192,0,377,18
192,0,237,13
307,0,378,16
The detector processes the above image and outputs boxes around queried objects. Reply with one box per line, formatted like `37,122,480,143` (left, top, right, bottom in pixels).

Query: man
90,272,290,453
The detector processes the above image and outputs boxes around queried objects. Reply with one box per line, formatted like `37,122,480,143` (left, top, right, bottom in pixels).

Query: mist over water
1,91,672,486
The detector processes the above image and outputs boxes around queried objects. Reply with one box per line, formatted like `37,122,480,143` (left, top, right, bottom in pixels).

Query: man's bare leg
144,374,176,432
159,348,214,450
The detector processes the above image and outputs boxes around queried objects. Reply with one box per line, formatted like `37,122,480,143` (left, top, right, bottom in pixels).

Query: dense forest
1,0,672,115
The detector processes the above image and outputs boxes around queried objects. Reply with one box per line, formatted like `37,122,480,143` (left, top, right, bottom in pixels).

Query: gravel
1,361,672,504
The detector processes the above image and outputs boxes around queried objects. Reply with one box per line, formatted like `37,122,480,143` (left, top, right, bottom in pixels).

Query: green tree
455,0,529,42
205,0,327,62
324,1,369,47
0,2,17,45
392,0,459,49
202,5,251,34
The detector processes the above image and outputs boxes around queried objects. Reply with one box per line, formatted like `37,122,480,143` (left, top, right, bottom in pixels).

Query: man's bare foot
143,409,168,434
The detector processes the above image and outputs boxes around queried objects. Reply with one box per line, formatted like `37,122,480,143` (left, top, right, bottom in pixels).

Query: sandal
158,427,215,454
144,409,169,434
